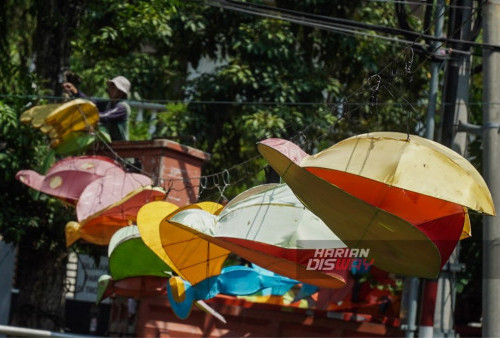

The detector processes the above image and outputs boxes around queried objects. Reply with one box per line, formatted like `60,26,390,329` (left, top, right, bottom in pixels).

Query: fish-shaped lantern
138,184,352,289
257,132,495,278
16,155,124,205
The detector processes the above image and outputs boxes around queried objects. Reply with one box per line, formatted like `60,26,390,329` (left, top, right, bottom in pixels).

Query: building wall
135,296,403,337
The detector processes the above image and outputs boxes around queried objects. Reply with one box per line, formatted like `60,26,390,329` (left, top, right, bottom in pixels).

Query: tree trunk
7,0,88,331
33,0,87,96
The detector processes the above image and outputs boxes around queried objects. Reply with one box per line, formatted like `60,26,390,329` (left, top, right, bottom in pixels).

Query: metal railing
0,324,100,337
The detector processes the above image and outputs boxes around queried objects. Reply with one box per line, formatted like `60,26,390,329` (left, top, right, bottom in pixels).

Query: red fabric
103,276,168,300
219,236,351,281
306,168,464,267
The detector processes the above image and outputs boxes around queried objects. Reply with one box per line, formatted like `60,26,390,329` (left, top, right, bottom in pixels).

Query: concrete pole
440,0,472,149
450,0,472,154
482,1,500,336
424,0,445,140
420,280,438,337
402,277,420,338
433,2,472,336
419,2,447,337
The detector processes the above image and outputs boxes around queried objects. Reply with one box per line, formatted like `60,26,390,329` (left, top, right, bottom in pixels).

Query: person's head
106,76,131,100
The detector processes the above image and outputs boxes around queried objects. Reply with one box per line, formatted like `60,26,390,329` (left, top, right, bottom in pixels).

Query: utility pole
441,0,473,150
482,1,500,336
433,1,473,337
418,0,476,336
424,0,445,140
418,1,447,337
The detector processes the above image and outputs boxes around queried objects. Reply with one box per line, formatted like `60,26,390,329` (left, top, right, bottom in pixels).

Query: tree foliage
166,1,429,197
0,0,89,329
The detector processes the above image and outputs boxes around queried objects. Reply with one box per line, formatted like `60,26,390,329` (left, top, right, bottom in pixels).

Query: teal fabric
166,265,307,319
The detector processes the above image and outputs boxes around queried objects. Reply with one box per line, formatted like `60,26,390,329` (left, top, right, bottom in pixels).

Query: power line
190,0,480,11
205,0,431,51
204,0,496,54
2,3,483,113
8,93,500,107
365,0,479,10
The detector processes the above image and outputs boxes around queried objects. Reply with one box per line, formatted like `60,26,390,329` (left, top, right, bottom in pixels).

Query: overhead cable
204,0,499,54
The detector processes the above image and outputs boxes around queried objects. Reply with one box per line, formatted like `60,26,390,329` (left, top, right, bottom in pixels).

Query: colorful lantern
20,99,101,152
16,155,124,205
257,132,495,278
138,184,351,289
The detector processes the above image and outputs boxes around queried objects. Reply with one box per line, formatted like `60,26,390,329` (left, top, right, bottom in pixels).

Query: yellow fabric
64,220,124,247
168,276,186,302
160,202,227,285
460,208,471,240
66,186,165,247
302,132,495,215
137,201,227,285
64,221,81,247
195,201,224,215
136,201,182,275
258,140,443,279
20,104,61,127
45,99,99,140
21,99,99,148
161,219,230,285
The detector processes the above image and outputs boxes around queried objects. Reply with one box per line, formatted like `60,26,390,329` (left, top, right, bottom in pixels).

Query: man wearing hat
63,75,131,141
